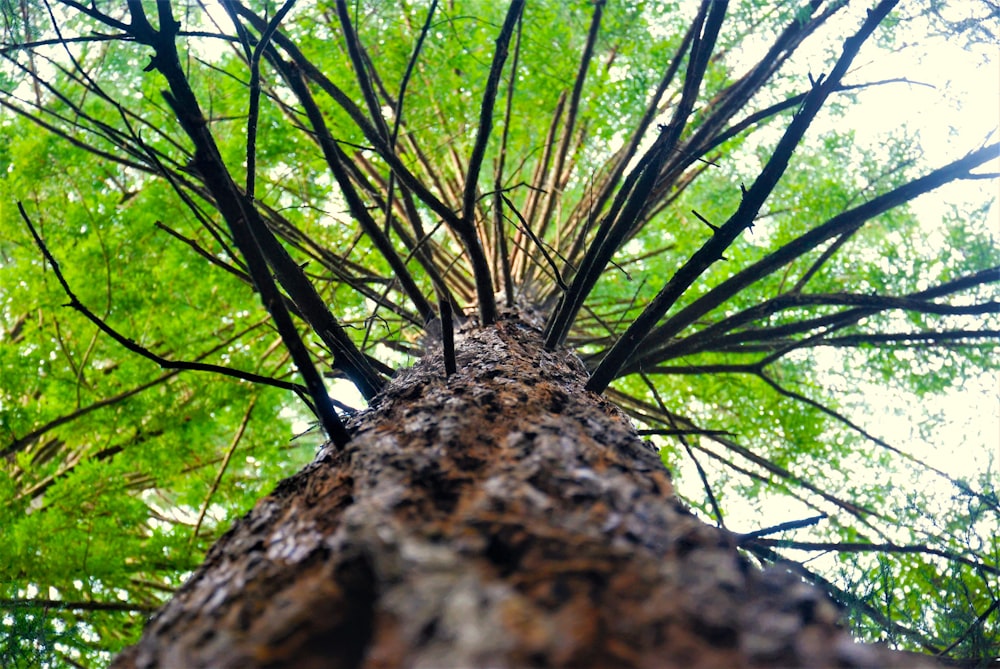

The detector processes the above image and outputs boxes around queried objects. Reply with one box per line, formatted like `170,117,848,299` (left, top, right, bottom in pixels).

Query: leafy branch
17,202,315,400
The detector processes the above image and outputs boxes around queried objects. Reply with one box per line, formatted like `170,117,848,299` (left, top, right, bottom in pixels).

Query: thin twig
640,374,725,528
743,538,1000,578
245,0,297,201
189,397,257,549
0,598,158,614
501,193,567,292
741,543,944,653
18,203,312,398
736,513,827,540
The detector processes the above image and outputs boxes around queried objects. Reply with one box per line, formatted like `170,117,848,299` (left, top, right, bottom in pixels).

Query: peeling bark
113,313,936,668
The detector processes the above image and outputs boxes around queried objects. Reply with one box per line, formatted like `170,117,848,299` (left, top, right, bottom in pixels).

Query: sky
824,10,998,480
706,4,1000,534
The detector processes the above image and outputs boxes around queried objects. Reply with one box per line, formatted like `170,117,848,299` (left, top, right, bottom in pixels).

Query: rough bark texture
113,312,935,668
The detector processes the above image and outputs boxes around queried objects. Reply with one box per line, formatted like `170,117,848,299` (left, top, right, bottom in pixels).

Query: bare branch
736,513,827,540
189,397,257,547
491,7,520,306
459,0,524,324
586,0,901,394
742,538,1000,578
333,0,391,141
18,203,311,399
244,0,297,201
624,144,1000,371
533,0,604,243
440,299,456,377
0,598,158,614
124,1,384,402
270,52,436,322
546,0,728,351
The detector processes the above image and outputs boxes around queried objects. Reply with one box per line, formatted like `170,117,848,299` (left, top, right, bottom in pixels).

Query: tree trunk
112,312,934,668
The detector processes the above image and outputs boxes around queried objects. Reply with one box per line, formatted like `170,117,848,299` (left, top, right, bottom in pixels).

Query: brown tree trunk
113,312,934,668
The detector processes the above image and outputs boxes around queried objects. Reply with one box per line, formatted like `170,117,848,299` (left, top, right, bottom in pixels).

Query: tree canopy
0,1,997,666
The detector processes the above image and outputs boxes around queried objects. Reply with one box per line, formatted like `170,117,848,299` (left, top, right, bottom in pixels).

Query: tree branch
458,0,524,324
125,1,383,405
546,0,728,351
625,144,1000,370
18,203,311,398
0,597,158,614
742,538,1000,578
533,0,604,243
586,0,901,393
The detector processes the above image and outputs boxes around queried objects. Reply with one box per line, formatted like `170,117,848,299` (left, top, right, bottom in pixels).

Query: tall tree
1,1,997,667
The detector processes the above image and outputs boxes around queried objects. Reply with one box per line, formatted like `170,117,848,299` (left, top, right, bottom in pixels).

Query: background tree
0,0,997,667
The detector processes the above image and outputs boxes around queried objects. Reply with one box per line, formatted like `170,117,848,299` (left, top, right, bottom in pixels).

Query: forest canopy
0,1,997,667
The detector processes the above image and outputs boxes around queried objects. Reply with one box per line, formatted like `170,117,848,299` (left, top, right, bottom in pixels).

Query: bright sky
828,14,999,481
712,5,1000,534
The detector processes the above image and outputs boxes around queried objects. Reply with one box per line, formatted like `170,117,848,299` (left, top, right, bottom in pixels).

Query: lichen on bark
113,312,935,668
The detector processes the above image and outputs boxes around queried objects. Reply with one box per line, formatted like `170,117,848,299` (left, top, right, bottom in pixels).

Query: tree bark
113,312,935,668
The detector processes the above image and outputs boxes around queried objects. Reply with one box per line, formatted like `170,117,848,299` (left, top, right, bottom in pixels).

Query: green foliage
0,0,997,666
0,110,318,663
